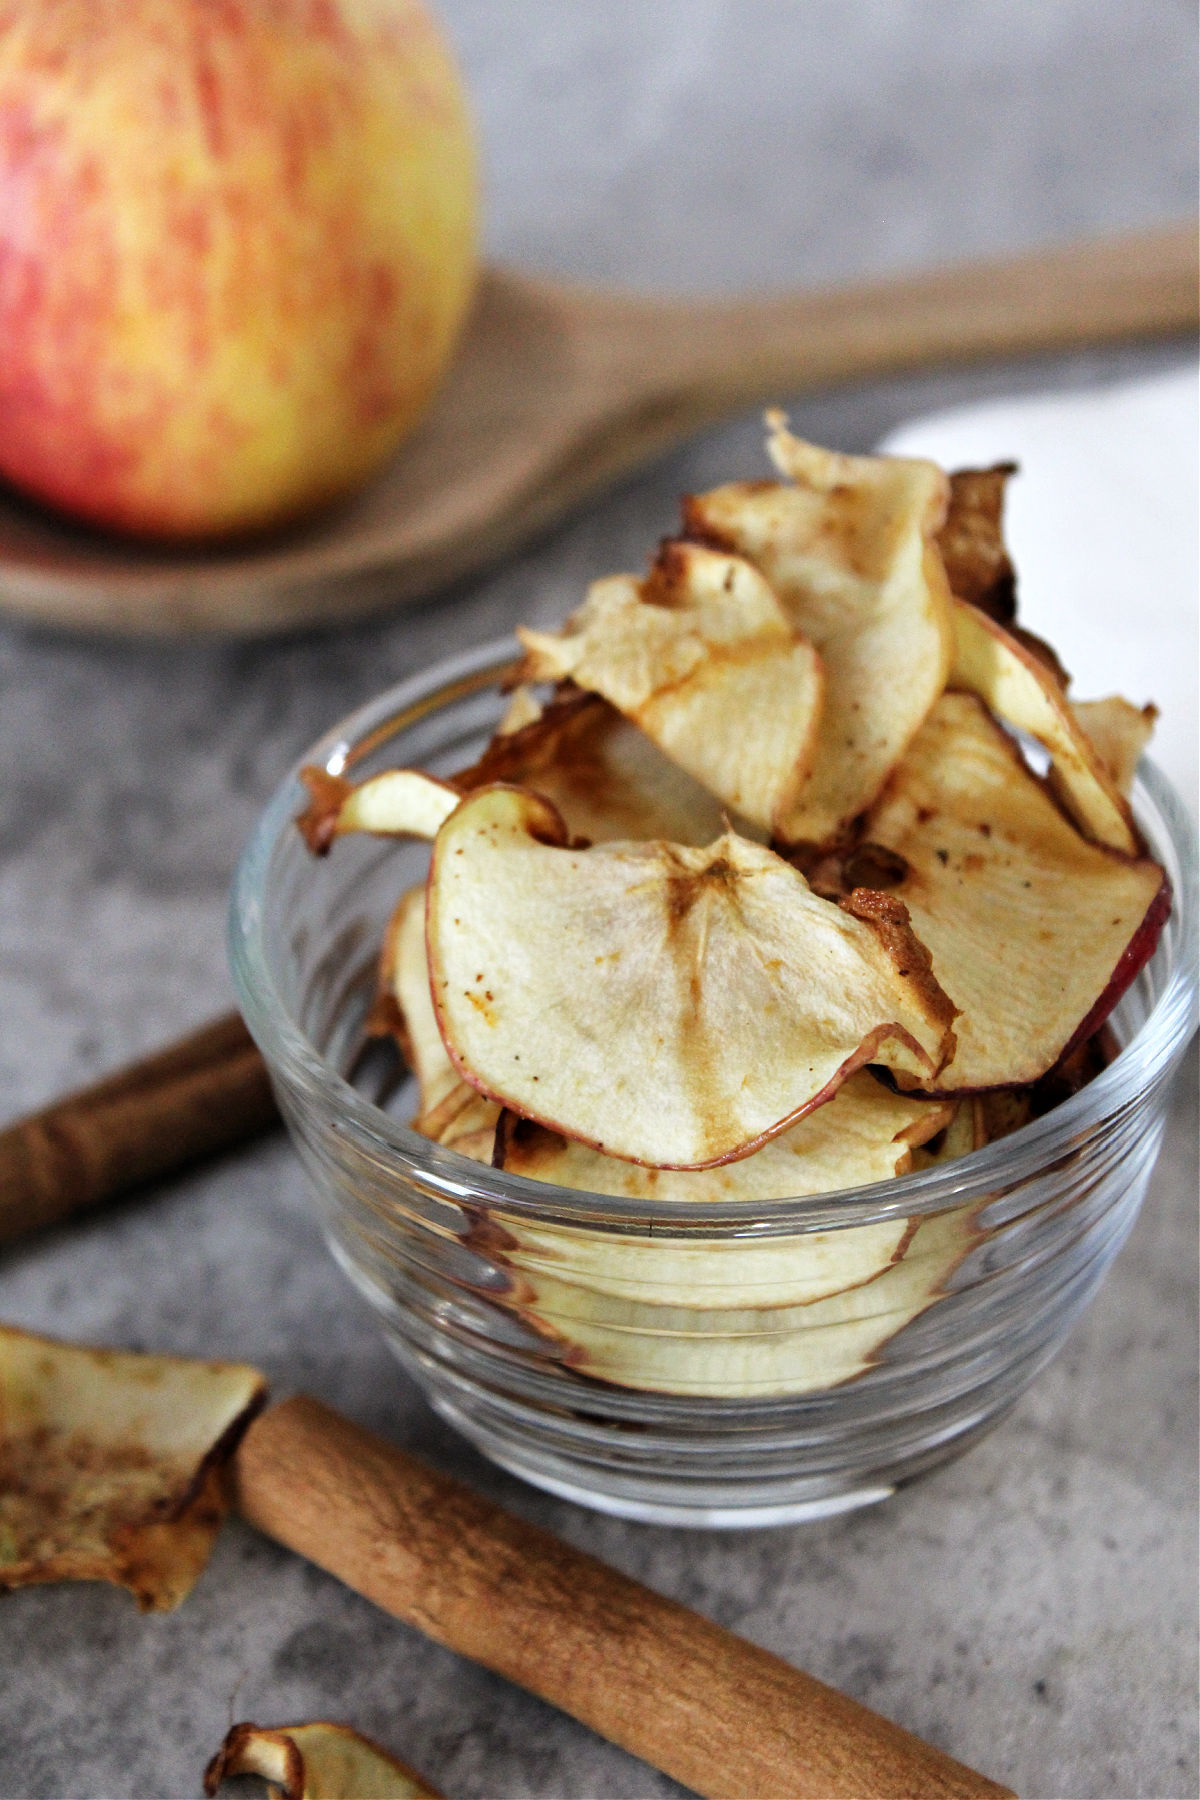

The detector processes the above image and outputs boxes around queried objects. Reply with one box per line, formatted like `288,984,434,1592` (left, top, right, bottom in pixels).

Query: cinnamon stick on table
234,1396,1016,1800
0,1012,278,1246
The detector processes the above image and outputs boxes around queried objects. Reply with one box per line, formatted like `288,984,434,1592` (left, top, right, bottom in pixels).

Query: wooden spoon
0,220,1194,637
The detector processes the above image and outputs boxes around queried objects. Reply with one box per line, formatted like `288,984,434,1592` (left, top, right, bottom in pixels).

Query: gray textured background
1,3,1197,1797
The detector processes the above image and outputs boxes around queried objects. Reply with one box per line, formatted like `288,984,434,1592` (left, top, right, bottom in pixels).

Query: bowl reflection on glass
229,642,1198,1527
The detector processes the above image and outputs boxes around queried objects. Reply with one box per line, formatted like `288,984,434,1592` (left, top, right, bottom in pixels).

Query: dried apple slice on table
427,786,956,1168
517,540,824,836
0,1324,265,1611
205,1720,442,1800
864,693,1168,1092
682,415,953,843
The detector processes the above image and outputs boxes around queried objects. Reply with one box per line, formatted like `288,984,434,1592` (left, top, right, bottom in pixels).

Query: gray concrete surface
0,4,1196,1796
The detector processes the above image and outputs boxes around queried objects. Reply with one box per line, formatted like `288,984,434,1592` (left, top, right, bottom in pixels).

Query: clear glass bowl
230,641,1198,1527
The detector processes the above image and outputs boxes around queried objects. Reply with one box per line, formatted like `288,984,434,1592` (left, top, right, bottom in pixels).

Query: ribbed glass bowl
230,641,1198,1527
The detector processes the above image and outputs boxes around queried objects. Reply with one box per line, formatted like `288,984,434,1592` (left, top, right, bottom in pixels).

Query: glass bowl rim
229,637,1199,1236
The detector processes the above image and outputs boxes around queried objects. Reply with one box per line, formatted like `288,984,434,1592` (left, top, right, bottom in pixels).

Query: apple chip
455,688,735,846
413,1078,499,1164
204,1720,441,1800
495,1072,952,1206
297,767,459,855
427,786,956,1168
495,683,544,736
936,464,1018,620
517,541,824,836
1068,697,1157,798
682,414,953,842
487,1074,951,1313
864,693,1168,1091
949,597,1140,854
504,1204,976,1397
0,1325,266,1611
376,886,455,1116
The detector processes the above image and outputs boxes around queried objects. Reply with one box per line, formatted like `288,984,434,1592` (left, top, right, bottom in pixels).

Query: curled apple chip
204,1720,441,1800
487,1075,951,1314
297,767,459,854
936,463,1018,620
456,688,734,846
682,414,953,842
427,786,956,1168
517,541,823,836
1068,697,1157,798
865,693,1168,1091
495,1072,952,1207
949,596,1140,854
0,1324,266,1611
504,1204,976,1398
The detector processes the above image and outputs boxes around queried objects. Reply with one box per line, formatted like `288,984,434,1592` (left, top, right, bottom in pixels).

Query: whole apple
0,0,477,539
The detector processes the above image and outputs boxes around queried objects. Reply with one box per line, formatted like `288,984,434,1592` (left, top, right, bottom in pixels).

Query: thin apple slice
495,683,544,736
455,688,736,846
485,1073,951,1312
0,1325,265,1611
495,1071,952,1207
413,1077,499,1164
682,414,953,843
503,1205,976,1397
297,767,459,854
911,1101,978,1169
865,693,1168,1091
1067,697,1157,798
377,886,458,1118
517,541,823,836
936,463,1018,620
204,1721,442,1800
427,786,956,1168
949,596,1140,854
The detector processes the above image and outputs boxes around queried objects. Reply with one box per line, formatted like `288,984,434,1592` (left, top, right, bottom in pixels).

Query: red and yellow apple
0,0,477,539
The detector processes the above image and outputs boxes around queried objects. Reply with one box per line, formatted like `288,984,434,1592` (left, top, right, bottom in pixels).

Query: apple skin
0,0,477,539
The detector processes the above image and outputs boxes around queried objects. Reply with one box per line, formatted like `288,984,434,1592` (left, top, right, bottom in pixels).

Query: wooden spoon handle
0,1012,277,1245
589,220,1198,412
235,1395,1017,1800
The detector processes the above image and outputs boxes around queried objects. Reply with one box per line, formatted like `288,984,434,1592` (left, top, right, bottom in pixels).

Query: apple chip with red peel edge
204,1720,442,1800
455,688,737,847
948,597,1140,854
496,1071,953,1203
936,463,1018,621
0,1325,266,1612
516,541,824,836
682,414,953,843
1067,697,1158,798
864,692,1168,1092
297,766,458,854
427,785,956,1169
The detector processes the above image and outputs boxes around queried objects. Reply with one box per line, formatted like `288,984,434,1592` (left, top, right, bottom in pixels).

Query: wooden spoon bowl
0,222,1194,637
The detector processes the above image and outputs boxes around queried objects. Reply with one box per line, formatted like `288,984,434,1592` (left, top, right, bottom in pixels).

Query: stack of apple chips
299,419,1167,1397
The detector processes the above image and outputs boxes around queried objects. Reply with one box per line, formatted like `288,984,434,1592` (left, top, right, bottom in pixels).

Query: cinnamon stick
0,1012,278,1245
233,1396,1016,1800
